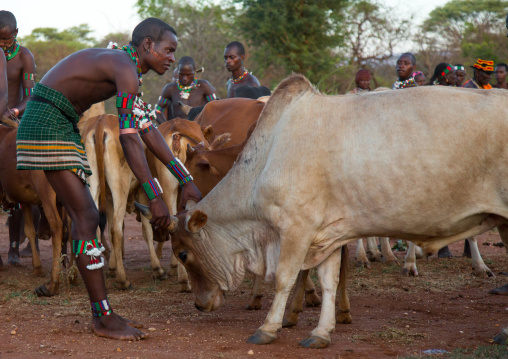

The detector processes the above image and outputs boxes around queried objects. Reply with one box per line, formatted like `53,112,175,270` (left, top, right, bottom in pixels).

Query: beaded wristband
205,93,217,102
72,238,105,270
90,299,113,317
142,178,163,200
166,158,193,186
24,88,33,96
116,92,136,109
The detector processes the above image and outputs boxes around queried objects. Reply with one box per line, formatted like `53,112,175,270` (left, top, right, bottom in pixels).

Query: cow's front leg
402,241,418,276
299,247,343,349
380,237,398,264
468,237,494,277
246,237,307,345
282,270,309,327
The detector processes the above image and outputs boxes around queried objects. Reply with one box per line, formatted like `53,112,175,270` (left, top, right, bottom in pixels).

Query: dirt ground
1,212,507,359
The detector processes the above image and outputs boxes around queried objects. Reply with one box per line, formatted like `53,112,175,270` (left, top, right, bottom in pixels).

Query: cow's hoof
282,316,298,328
337,310,352,324
33,266,44,277
117,281,132,290
305,290,321,307
168,266,178,276
356,260,371,269
180,282,192,293
298,336,330,349
384,258,399,265
401,267,418,277
493,330,508,344
246,329,276,345
153,271,168,281
438,247,452,258
8,255,22,267
246,297,262,310
489,283,508,295
34,285,53,297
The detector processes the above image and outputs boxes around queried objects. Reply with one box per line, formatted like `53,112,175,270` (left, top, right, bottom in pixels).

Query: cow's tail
95,115,107,236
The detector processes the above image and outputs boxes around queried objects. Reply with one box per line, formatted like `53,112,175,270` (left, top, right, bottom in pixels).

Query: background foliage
18,0,508,112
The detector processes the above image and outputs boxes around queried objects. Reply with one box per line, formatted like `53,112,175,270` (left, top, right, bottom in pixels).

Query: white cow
160,75,508,348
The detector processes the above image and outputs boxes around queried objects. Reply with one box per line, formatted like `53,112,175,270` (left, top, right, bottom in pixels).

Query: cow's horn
168,215,179,234
177,101,193,115
134,202,153,220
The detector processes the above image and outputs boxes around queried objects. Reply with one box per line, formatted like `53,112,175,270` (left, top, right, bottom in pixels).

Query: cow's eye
178,250,188,263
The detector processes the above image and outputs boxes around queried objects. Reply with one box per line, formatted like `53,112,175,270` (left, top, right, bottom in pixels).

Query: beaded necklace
228,68,250,84
3,39,20,61
177,79,198,99
392,76,418,90
107,42,143,89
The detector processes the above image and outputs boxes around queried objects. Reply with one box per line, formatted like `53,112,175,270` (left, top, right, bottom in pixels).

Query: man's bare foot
116,313,144,328
92,312,148,340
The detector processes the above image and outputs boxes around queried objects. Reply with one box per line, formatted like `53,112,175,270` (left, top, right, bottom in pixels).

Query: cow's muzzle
134,202,179,234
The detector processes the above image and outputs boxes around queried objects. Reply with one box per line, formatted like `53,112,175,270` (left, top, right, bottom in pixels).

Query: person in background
454,64,466,87
463,58,493,89
392,53,418,89
348,69,372,94
428,63,456,86
493,63,508,89
412,71,426,86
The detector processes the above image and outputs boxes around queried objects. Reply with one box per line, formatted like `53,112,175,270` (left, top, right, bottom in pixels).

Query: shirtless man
0,11,36,266
155,56,216,120
224,41,260,98
16,18,201,340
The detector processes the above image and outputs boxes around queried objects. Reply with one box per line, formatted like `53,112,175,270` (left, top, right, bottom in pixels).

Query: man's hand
179,182,202,212
149,196,171,229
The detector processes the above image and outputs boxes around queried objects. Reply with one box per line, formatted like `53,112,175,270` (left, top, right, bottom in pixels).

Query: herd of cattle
1,74,508,348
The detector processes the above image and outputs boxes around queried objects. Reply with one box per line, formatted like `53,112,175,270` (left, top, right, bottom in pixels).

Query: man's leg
7,208,23,266
44,170,147,340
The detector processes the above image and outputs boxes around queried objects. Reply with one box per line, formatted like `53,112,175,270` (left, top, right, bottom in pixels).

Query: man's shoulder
246,73,260,86
162,82,179,97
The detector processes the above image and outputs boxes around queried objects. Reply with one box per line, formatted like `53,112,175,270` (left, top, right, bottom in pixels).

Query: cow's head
135,202,227,312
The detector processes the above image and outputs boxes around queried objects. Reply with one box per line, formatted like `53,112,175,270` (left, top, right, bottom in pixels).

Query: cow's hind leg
21,205,42,276
366,237,382,262
380,237,398,265
247,275,264,310
402,242,418,276
355,238,370,268
299,247,343,349
468,237,494,277
282,270,308,327
305,270,321,307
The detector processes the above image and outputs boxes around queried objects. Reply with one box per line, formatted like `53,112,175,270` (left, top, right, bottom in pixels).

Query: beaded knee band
142,178,163,200
139,123,155,136
90,299,113,317
72,238,105,270
166,158,193,186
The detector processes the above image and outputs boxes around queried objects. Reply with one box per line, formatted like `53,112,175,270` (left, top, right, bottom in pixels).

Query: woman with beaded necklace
15,18,202,341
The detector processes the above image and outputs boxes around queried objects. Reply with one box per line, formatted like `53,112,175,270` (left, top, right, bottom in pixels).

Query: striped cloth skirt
16,83,91,183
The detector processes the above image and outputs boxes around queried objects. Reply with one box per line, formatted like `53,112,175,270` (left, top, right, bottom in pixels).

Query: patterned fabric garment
16,83,91,183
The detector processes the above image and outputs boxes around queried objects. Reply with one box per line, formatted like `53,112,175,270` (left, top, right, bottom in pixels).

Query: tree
136,0,237,100
235,0,348,87
21,25,95,80
422,0,508,64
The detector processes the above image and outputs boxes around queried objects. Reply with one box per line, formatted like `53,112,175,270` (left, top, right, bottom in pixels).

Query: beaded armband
116,92,137,110
72,238,105,270
166,158,193,186
90,299,113,317
142,178,163,200
24,73,35,80
118,114,141,130
205,93,217,102
156,96,169,112
25,88,33,96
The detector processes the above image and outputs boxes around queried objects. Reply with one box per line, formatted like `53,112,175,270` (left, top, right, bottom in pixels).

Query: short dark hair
131,18,176,47
178,56,196,69
399,52,416,66
0,11,16,31
496,63,508,71
225,41,245,56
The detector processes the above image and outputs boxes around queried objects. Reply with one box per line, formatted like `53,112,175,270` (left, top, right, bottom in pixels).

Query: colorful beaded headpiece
440,64,454,79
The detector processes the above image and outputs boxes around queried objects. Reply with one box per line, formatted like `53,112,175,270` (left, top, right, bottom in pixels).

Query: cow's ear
186,210,208,233
197,159,220,176
202,125,213,141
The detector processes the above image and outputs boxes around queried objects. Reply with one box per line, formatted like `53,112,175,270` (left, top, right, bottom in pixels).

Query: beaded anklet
72,238,105,270
142,178,163,200
90,299,113,317
166,158,193,186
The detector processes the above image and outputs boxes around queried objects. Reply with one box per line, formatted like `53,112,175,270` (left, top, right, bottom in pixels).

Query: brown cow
0,116,66,296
